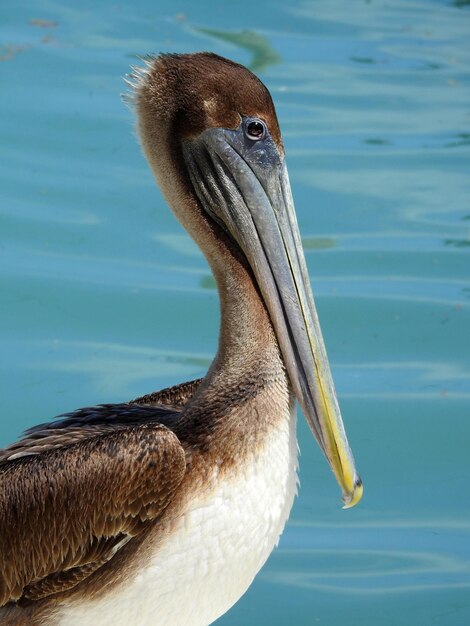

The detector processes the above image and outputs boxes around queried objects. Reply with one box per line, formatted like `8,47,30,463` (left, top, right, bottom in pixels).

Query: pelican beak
183,121,362,508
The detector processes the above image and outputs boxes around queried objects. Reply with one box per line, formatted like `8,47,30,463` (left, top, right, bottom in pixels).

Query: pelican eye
245,119,266,141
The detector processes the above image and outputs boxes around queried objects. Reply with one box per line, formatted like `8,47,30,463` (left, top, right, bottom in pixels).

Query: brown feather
0,379,201,465
133,378,202,408
0,424,185,606
22,535,129,601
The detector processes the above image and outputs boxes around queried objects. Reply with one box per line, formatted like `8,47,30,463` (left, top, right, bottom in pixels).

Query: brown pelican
0,52,362,626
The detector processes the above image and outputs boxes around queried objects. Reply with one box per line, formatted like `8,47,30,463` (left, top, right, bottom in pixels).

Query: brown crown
136,52,282,149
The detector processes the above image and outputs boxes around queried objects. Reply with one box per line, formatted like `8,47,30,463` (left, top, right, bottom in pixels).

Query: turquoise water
1,0,469,624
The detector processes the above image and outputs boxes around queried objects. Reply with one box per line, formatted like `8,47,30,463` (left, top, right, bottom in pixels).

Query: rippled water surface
1,0,469,624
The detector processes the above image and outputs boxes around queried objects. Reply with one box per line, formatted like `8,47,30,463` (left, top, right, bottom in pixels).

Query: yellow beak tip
341,478,363,510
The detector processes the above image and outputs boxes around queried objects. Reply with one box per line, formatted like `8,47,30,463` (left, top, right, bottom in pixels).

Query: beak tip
341,477,363,510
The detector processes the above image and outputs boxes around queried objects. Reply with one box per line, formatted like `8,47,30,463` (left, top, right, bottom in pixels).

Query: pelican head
133,52,362,508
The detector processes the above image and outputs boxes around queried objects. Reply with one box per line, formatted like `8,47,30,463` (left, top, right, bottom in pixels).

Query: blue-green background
1,1,469,624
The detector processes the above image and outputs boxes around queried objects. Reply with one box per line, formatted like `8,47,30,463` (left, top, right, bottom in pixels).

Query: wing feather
0,423,186,605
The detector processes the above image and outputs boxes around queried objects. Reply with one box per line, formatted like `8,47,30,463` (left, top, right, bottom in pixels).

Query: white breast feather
58,409,298,626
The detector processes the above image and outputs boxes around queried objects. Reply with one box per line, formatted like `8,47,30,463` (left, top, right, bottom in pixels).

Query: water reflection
200,275,216,290
193,27,280,72
445,239,470,248
153,233,201,258
363,138,391,146
0,44,30,62
17,339,211,394
336,361,470,401
445,133,470,148
350,56,377,65
302,236,336,250
263,521,470,595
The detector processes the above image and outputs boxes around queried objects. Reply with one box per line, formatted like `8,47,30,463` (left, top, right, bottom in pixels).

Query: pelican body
0,53,362,626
